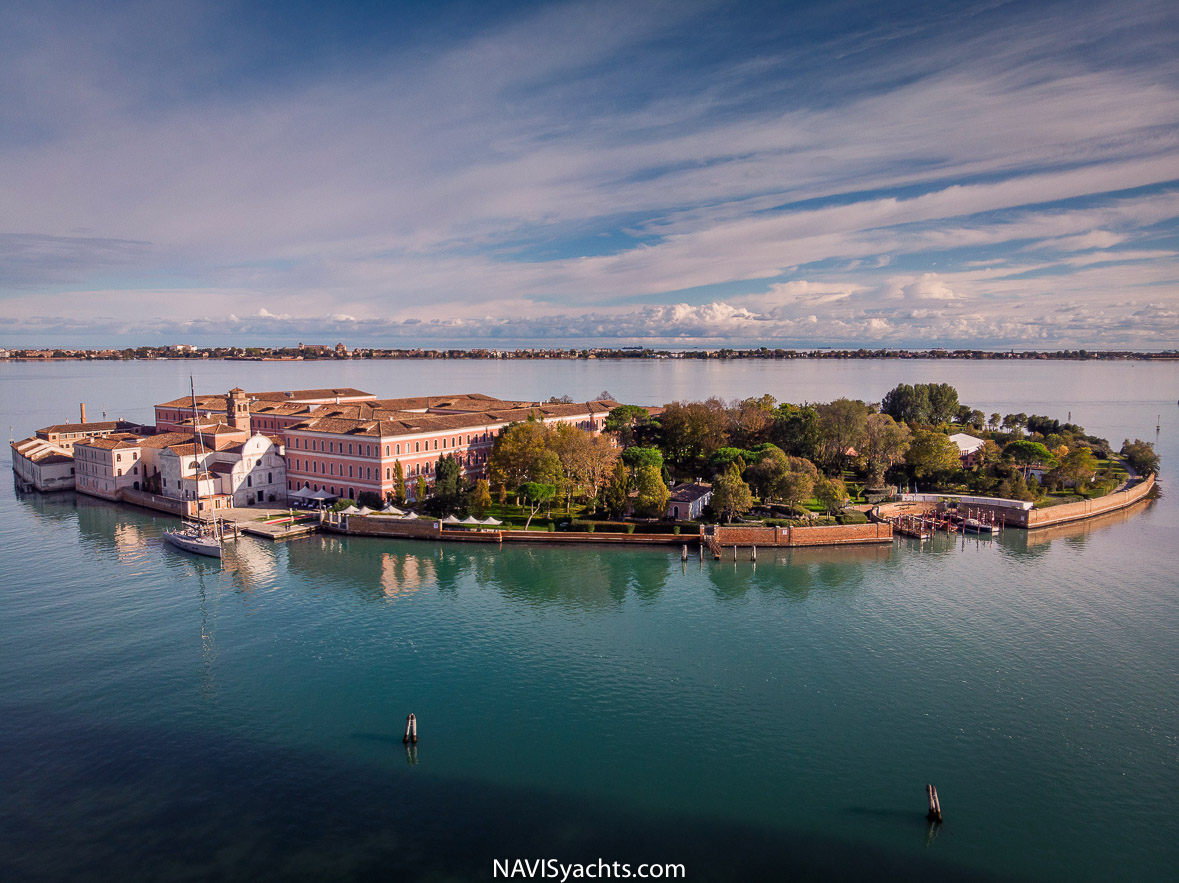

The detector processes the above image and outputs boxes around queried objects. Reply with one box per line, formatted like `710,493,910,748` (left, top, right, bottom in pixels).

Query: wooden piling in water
926,784,942,823
682,544,688,560
410,712,418,744
403,713,414,744
751,545,756,561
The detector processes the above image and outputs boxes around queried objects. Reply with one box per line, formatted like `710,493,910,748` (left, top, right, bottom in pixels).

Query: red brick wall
713,522,891,547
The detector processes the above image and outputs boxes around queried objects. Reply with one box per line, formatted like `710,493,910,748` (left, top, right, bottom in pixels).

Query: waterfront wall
1025,473,1155,529
711,522,892,547
119,488,187,516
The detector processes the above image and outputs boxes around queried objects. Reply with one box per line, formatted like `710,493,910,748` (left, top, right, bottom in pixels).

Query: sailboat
164,377,223,559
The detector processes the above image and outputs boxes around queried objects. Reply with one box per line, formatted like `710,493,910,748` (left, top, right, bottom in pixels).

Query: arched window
348,443,353,455
385,445,390,456
386,467,391,479
396,444,401,454
415,442,419,452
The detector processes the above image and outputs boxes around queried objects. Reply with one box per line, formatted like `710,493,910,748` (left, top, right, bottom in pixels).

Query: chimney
80,403,87,423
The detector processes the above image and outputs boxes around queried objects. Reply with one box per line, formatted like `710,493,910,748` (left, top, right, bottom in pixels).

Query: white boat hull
164,529,222,558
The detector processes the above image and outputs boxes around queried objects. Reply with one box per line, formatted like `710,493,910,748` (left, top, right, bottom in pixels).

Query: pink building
284,396,617,501
154,387,376,435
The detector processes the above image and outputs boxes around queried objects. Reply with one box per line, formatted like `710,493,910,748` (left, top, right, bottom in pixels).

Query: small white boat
164,525,222,558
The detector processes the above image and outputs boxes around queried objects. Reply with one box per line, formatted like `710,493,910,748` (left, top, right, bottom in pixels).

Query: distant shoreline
4,347,1178,362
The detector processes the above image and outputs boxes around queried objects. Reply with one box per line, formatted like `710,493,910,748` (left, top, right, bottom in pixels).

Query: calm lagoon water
1,359,1177,881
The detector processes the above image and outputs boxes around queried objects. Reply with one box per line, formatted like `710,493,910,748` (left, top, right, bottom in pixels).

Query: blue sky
1,0,1177,348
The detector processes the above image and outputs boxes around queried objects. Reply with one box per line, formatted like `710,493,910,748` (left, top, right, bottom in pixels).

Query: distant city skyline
2,0,1177,348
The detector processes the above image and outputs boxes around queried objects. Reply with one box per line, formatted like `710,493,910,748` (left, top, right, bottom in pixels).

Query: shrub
625,523,635,534
587,522,595,533
673,525,680,535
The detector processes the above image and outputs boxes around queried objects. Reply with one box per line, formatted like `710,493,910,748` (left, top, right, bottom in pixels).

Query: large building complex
13,386,620,507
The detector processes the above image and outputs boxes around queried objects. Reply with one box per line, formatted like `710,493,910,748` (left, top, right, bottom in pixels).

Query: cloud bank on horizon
1,0,1177,348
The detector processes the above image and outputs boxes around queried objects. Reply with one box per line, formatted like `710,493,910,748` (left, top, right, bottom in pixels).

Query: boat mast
189,376,213,533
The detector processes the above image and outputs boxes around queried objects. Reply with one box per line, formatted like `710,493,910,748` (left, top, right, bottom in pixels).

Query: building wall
284,410,606,502
711,522,892,547
74,442,143,500
11,447,75,492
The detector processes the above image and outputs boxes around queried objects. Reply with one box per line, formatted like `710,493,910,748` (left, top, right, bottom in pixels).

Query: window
247,476,253,487
268,472,272,483
365,467,371,480
117,469,122,476
433,439,438,450
415,442,419,452
386,467,391,480
117,454,122,462
348,443,353,455
385,445,390,456
348,465,353,477
396,444,401,454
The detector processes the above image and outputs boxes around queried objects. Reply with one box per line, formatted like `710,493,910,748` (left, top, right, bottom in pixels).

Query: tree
998,471,1035,502
519,482,556,530
1004,440,1054,475
727,395,775,448
622,445,664,472
392,460,407,506
925,383,960,424
881,383,930,424
488,420,551,497
548,423,594,512
415,475,428,504
1120,439,1159,475
814,477,849,516
906,429,961,483
472,478,492,517
861,413,910,486
989,413,1002,431
780,461,816,515
434,454,463,509
712,462,753,523
604,405,650,447
603,459,629,517
745,445,790,500
658,399,728,470
582,434,620,513
771,404,823,461
633,464,671,518
816,398,870,470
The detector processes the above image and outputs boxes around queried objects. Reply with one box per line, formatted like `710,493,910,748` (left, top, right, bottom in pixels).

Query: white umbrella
481,516,502,525
339,504,360,514
311,488,337,500
460,515,481,524
380,504,405,515
355,506,373,515
399,512,419,520
441,514,461,524
288,486,316,500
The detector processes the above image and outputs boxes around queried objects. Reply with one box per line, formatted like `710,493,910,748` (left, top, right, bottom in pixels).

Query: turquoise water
1,360,1177,881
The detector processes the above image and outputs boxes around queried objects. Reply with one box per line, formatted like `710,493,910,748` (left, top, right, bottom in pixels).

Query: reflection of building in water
379,552,435,598
223,537,279,590
111,521,149,555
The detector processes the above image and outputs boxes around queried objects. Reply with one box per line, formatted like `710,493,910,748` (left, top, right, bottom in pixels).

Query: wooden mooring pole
926,784,943,823
403,713,418,745
682,544,688,561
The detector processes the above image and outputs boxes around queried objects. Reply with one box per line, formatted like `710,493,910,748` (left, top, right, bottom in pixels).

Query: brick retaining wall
712,522,891,547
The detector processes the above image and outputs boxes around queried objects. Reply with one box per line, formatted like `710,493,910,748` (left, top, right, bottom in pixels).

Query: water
1,359,1177,881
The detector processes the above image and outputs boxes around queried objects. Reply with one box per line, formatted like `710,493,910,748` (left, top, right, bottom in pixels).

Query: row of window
290,450,488,480
288,430,499,457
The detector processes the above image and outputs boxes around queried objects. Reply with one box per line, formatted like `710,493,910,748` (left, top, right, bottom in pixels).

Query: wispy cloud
0,0,1177,347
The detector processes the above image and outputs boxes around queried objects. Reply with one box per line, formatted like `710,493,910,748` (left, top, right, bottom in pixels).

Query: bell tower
226,387,251,431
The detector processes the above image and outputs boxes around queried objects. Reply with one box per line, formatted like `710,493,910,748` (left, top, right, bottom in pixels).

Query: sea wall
1025,473,1156,529
119,488,187,516
711,522,892,547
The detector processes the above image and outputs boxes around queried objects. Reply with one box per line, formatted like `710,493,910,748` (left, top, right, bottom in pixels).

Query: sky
1,0,1177,350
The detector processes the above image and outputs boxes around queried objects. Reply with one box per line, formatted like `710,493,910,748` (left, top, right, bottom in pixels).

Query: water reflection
705,543,893,602
999,497,1156,556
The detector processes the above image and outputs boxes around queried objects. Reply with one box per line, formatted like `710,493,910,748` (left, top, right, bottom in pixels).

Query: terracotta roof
670,482,712,503
286,400,620,439
208,462,236,474
38,420,139,435
12,437,73,463
75,432,143,450
139,431,194,449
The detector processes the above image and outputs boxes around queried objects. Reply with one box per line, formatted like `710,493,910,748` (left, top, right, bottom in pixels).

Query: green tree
906,429,961,484
392,460,406,506
925,383,960,424
861,412,910,486
881,383,931,424
1120,439,1160,475
816,398,870,470
771,404,823,461
658,399,728,470
1004,440,1054,475
711,462,753,523
633,463,671,518
433,454,463,509
814,476,849,516
745,445,790,500
472,478,492,517
604,405,650,447
1059,447,1099,486
415,475,428,504
780,460,817,515
488,420,551,498
603,459,629,517
519,482,556,530
622,445,664,472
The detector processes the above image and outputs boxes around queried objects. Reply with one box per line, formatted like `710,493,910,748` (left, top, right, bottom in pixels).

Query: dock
213,507,322,541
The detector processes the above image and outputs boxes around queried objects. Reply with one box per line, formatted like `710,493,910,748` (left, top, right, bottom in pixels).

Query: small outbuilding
666,482,712,521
